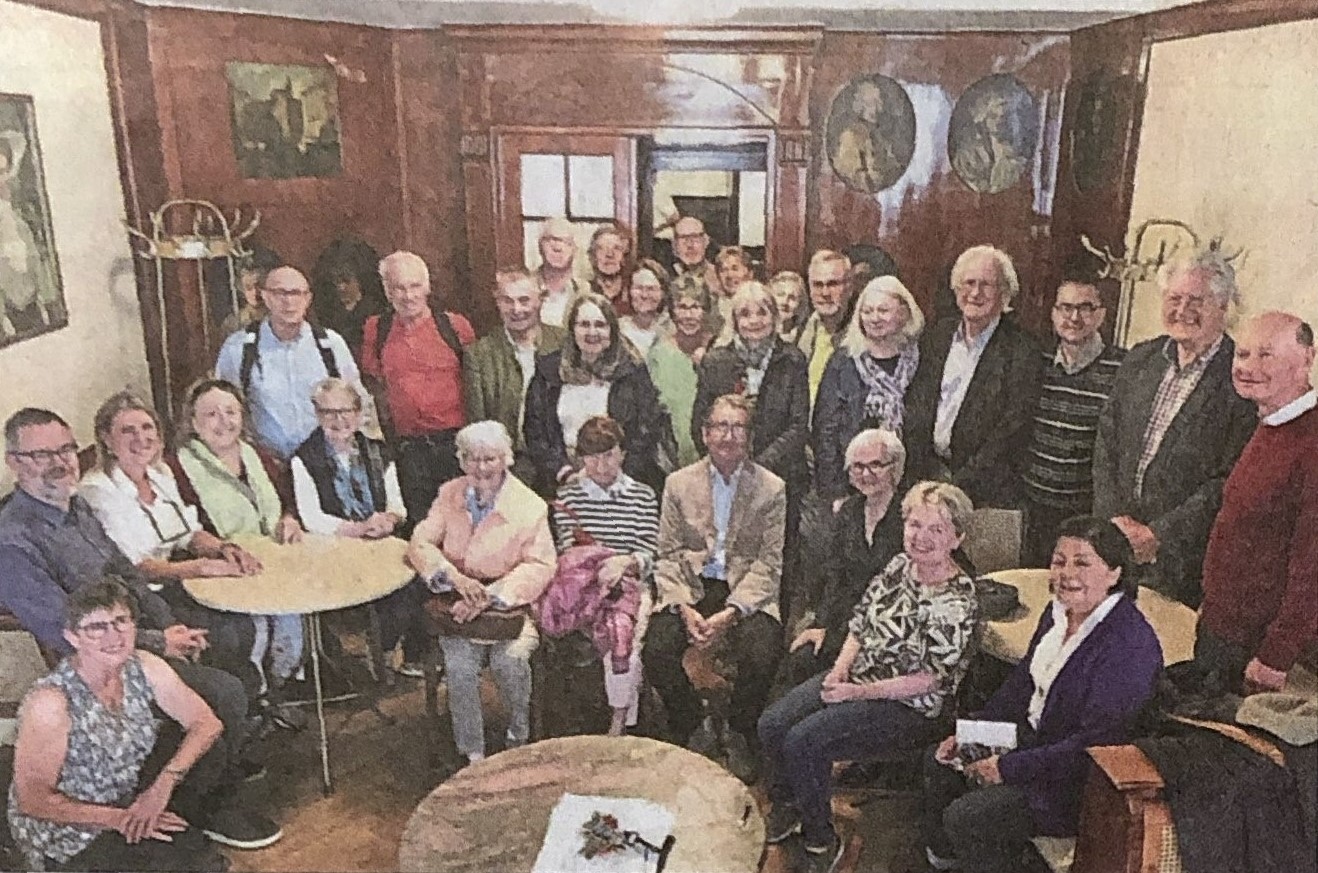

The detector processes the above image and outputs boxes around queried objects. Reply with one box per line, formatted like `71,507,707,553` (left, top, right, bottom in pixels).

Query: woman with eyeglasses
8,579,229,872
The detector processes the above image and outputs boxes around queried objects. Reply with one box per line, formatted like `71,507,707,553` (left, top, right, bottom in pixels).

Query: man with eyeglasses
796,249,854,405
0,407,284,850
1019,259,1127,564
536,217,586,328
669,215,719,293
1093,247,1256,606
587,222,635,315
644,394,786,784
903,244,1042,509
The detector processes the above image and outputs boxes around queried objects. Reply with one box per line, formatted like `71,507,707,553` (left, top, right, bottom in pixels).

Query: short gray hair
844,428,906,484
838,276,925,357
310,377,362,413
808,249,851,276
900,480,974,536
951,245,1020,304
378,250,429,284
1156,245,1239,309
455,420,514,467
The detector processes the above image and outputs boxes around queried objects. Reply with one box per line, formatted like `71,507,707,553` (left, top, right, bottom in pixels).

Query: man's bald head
1232,310,1315,417
673,216,709,268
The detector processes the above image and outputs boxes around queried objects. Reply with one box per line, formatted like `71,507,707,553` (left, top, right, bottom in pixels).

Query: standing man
536,217,585,328
1092,247,1256,606
215,264,363,460
361,251,477,528
587,222,634,315
904,244,1042,509
671,215,719,291
797,249,854,406
1020,261,1126,564
464,270,567,481
1197,311,1317,691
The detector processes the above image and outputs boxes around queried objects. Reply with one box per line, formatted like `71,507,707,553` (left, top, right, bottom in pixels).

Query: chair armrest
1086,745,1164,793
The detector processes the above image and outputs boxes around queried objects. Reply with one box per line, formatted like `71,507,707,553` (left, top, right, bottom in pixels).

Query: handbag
422,590,528,641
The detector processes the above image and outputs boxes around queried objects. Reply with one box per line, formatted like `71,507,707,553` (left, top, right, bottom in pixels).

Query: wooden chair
1071,745,1182,873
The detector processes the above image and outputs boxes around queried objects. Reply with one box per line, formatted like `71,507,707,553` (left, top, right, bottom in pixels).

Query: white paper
955,719,1018,750
532,793,675,873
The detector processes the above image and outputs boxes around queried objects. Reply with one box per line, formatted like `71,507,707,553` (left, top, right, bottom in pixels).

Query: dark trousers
160,585,261,701
642,578,783,742
377,575,428,664
395,430,462,536
51,826,224,872
165,660,249,820
1192,624,1252,694
921,744,1036,873
759,672,939,845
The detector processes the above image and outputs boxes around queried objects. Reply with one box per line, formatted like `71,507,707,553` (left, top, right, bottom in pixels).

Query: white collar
580,472,636,500
1049,591,1123,638
1263,389,1317,426
107,463,169,497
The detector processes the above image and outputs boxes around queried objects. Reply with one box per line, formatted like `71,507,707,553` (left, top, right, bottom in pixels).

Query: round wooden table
184,533,413,793
398,735,765,873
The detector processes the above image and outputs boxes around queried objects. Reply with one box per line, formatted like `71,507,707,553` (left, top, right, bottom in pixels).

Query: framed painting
226,61,342,179
948,74,1039,194
0,93,67,348
825,74,917,194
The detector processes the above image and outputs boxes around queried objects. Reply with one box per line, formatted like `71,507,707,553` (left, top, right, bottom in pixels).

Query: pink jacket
536,544,643,673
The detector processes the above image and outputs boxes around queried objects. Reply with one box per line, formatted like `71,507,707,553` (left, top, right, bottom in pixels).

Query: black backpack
373,308,464,362
238,320,340,395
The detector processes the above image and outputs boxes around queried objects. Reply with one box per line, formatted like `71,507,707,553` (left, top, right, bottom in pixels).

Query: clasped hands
934,735,1003,786
679,604,737,650
116,776,186,844
449,572,492,623
819,665,875,704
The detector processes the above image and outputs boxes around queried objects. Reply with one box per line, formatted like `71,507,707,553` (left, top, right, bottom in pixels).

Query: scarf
177,438,282,539
559,341,636,386
732,335,776,398
854,342,919,435
333,448,374,521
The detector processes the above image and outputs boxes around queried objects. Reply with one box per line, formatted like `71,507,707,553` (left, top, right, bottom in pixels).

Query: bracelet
162,766,188,781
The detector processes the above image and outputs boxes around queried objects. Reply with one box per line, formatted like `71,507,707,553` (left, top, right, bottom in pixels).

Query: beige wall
1127,18,1318,376
0,0,148,478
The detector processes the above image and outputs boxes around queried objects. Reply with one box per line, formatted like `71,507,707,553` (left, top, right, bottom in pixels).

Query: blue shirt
701,463,744,581
215,320,361,459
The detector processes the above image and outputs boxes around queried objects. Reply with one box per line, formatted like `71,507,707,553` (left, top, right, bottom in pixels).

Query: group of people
1,212,1313,873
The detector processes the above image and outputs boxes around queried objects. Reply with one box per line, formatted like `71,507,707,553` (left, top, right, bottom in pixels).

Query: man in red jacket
1197,310,1317,692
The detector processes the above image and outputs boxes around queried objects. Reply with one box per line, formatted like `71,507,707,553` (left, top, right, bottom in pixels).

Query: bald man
361,251,476,527
1197,311,1317,692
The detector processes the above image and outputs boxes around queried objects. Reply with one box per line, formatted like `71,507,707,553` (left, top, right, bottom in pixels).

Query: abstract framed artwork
226,61,342,179
0,93,67,348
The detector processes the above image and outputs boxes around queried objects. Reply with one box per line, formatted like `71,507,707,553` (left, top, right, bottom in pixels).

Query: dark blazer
812,494,904,644
903,315,1042,509
522,350,670,498
811,348,915,501
690,340,810,489
1091,335,1256,606
979,595,1162,836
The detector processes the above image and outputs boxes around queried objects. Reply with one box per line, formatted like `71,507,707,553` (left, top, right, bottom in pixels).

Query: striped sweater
552,475,660,563
1022,343,1126,511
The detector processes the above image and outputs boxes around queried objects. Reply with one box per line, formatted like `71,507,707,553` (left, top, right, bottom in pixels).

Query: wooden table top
183,533,413,616
398,735,765,873
981,568,1198,666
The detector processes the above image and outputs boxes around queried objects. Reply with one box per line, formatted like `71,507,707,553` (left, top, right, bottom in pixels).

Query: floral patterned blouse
847,552,978,718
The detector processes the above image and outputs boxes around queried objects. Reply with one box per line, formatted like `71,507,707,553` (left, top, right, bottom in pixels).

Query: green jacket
463,324,566,450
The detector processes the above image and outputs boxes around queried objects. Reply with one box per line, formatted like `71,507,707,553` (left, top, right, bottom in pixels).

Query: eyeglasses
1053,302,1102,318
705,421,748,437
675,232,706,243
76,614,135,639
315,406,358,419
8,443,79,465
809,278,846,290
849,458,897,476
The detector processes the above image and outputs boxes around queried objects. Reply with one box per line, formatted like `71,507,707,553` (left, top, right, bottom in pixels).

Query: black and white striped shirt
552,474,660,565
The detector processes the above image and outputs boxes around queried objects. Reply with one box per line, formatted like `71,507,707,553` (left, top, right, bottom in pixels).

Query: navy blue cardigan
978,594,1162,836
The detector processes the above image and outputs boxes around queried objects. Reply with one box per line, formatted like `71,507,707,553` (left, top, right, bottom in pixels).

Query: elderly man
1092,248,1256,606
1196,311,1317,691
904,244,1042,509
215,264,363,460
587,222,634,315
797,249,854,405
464,270,566,481
1020,260,1126,564
361,251,477,528
536,217,585,327
671,215,719,287
643,394,786,781
0,408,281,849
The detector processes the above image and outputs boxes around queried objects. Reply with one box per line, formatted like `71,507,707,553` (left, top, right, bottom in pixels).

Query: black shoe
201,808,284,850
764,804,802,844
800,834,845,873
687,716,722,760
236,757,267,784
268,703,308,732
723,730,760,785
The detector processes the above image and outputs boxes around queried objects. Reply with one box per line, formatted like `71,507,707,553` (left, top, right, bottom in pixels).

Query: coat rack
1081,219,1199,346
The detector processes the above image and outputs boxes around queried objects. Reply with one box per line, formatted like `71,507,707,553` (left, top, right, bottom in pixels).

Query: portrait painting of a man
949,74,1039,194
227,62,342,179
826,74,916,194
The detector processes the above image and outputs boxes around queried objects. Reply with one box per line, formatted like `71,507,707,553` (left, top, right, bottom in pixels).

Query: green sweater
463,324,566,451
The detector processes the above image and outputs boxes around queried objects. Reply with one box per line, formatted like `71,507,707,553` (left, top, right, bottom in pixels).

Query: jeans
395,430,462,536
252,613,304,684
921,744,1035,873
758,672,939,844
437,622,539,757
378,575,428,664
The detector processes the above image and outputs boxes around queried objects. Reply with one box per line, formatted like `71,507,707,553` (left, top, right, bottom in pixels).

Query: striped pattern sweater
1022,344,1126,510
552,476,660,561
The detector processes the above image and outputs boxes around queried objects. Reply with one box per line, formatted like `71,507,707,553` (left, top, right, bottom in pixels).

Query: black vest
294,429,391,520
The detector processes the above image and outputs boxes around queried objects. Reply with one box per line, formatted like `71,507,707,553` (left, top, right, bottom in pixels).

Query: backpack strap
310,323,341,379
374,308,463,362
238,321,262,395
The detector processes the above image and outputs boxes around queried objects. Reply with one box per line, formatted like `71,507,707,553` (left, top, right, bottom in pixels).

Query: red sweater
1199,404,1318,670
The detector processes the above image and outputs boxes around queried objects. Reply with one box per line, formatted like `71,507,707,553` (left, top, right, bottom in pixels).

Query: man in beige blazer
643,394,786,778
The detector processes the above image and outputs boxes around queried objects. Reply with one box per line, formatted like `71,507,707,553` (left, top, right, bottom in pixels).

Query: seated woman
617,258,672,357
524,292,669,498
758,481,979,873
407,421,556,765
8,579,228,872
919,516,1162,873
784,428,905,686
812,275,923,508
770,270,810,345
166,379,306,706
80,390,262,691
547,416,659,736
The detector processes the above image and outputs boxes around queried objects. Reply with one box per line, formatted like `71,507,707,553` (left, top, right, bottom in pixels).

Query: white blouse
1027,593,1123,729
558,380,611,453
290,455,406,536
80,466,203,564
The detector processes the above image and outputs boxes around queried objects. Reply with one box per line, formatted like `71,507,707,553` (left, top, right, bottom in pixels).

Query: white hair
455,420,514,467
844,427,907,483
901,480,974,536
837,275,925,357
1156,245,1239,309
951,245,1020,304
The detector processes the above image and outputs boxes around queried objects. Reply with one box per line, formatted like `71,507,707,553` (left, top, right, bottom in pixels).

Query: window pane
738,171,767,248
568,155,615,219
521,154,566,217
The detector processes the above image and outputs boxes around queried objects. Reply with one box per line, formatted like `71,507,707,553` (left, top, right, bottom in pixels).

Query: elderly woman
920,516,1162,873
8,580,228,872
758,481,979,872
548,416,660,736
645,277,713,469
618,258,672,356
784,429,906,686
812,275,924,507
166,379,305,705
523,292,669,497
770,270,810,345
407,421,556,764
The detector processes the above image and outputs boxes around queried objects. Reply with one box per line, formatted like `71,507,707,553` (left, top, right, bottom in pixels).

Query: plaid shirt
1134,335,1224,497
